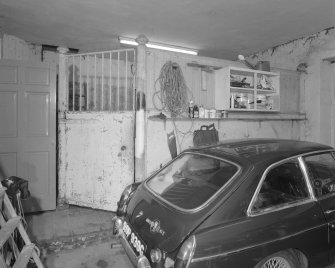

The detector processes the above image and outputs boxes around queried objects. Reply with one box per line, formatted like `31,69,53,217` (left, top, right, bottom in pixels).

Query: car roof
186,139,333,166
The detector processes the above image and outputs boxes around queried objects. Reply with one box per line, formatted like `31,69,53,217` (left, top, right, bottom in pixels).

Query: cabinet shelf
215,66,280,112
230,86,254,92
257,89,277,94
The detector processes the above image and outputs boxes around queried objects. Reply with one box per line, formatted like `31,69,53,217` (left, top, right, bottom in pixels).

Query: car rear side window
146,153,239,210
252,159,310,213
303,152,335,198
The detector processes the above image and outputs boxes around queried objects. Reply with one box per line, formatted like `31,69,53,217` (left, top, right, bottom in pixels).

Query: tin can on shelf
204,109,210,118
210,109,216,118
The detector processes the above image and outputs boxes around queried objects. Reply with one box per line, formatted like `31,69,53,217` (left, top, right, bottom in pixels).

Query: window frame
301,150,335,201
247,155,316,217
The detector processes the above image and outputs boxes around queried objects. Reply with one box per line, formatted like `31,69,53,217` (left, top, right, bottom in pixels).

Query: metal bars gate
65,49,136,112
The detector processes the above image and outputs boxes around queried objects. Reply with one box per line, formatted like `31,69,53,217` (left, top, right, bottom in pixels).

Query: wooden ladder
0,188,43,268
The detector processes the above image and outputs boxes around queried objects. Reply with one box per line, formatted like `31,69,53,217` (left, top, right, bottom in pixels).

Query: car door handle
325,209,335,215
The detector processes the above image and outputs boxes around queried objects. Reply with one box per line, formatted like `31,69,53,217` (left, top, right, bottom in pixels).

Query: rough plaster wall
145,49,303,175
58,112,134,211
247,28,335,145
146,48,246,110
146,111,301,175
1,34,59,66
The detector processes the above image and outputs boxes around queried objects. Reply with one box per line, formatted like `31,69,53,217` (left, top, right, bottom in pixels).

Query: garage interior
0,0,335,267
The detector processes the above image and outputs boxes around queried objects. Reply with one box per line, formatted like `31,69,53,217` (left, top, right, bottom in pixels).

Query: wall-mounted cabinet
215,66,280,112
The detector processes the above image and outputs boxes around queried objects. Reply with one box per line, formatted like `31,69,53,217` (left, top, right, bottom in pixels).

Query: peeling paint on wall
58,112,135,211
144,49,305,176
145,110,303,175
248,27,335,145
1,34,58,65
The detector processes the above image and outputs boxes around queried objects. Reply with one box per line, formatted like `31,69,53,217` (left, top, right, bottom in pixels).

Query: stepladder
0,187,43,268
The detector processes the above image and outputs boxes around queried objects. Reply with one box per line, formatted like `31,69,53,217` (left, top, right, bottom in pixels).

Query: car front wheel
255,251,301,268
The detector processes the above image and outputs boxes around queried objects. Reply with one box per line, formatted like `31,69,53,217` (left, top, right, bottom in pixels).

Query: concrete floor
24,205,335,268
25,205,127,268
45,241,132,268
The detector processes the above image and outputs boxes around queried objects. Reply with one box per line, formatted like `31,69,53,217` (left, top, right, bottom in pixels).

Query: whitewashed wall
144,49,305,175
146,114,302,175
1,34,59,66
247,28,335,146
2,33,310,208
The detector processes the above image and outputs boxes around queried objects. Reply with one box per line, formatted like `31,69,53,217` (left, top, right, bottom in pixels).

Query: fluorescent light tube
119,38,138,46
119,37,198,55
146,43,197,55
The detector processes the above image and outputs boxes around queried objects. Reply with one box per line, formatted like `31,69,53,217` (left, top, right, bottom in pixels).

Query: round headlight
113,217,123,235
175,235,196,268
150,248,162,263
137,255,151,268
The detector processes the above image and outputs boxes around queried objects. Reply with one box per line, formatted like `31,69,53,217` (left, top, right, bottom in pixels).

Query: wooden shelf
148,112,306,122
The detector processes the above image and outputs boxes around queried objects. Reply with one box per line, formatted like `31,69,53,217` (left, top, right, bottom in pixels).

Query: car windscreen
146,153,239,210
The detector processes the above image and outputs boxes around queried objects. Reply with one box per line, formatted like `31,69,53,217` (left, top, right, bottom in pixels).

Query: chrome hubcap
262,256,291,268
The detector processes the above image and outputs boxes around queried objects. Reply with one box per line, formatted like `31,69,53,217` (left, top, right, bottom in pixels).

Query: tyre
255,250,301,268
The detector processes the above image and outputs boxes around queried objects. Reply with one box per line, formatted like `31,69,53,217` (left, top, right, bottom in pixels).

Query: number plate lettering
122,221,145,256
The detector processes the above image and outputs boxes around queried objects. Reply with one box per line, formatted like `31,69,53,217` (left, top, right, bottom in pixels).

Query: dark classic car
113,139,335,268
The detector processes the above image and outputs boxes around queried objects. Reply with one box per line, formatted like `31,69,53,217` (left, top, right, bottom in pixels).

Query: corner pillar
56,46,69,208
135,34,148,182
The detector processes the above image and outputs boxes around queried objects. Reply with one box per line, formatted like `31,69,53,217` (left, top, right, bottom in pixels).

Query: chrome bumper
113,216,151,268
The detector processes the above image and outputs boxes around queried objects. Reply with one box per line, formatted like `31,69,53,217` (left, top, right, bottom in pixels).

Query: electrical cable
153,61,192,117
172,119,194,152
152,61,195,151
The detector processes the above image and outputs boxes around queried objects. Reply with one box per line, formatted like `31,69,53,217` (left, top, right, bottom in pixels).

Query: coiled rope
153,61,192,117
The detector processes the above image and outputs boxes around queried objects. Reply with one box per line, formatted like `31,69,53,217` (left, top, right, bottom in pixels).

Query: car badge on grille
146,218,165,236
136,211,143,218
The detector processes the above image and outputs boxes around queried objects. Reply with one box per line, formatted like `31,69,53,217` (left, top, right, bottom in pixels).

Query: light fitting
119,37,198,55
237,54,256,69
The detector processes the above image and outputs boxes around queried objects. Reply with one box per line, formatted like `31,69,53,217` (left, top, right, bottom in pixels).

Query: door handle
325,209,335,215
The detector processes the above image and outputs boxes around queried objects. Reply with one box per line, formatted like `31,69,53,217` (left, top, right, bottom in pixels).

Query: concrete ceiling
0,0,334,60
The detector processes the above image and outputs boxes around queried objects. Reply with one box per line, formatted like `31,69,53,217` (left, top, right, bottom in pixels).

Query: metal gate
61,49,136,211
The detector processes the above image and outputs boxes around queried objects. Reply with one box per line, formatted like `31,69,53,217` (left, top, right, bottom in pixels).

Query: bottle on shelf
193,105,199,118
188,100,194,118
199,105,205,118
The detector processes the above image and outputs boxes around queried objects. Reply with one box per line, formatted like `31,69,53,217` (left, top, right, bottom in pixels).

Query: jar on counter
204,109,210,118
199,105,205,118
210,109,216,118
193,105,199,118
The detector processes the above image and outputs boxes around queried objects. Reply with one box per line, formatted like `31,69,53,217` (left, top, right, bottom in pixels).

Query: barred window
66,49,136,112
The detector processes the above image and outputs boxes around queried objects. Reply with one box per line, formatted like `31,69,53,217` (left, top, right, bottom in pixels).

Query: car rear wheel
256,251,301,268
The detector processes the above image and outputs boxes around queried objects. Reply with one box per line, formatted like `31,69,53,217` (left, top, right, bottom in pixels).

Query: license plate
122,221,146,256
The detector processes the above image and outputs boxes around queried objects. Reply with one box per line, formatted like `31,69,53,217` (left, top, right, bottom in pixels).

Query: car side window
252,159,310,212
303,152,335,198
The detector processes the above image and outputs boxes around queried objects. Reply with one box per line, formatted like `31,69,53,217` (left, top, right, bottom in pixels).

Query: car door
302,151,335,263
247,157,328,267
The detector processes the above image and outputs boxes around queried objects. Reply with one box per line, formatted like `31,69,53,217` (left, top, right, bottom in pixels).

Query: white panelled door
0,59,56,212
